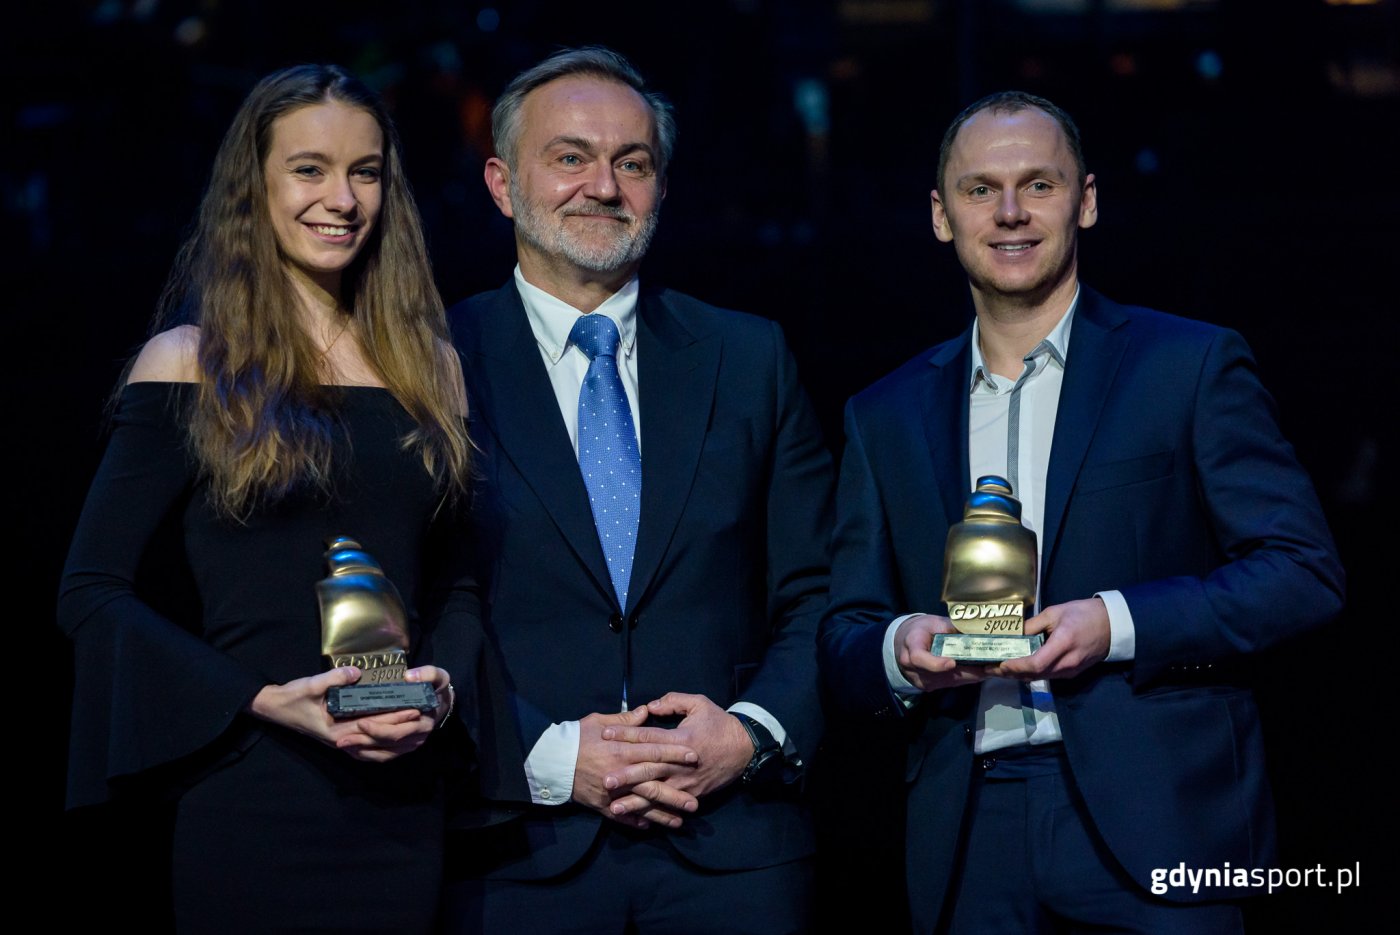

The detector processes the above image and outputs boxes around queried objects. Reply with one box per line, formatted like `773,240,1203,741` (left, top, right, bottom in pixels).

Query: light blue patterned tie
570,314,642,611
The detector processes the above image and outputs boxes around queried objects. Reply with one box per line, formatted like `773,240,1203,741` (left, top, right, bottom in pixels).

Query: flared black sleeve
58,383,267,808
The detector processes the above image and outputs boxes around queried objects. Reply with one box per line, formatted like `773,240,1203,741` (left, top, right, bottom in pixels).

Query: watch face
745,747,784,787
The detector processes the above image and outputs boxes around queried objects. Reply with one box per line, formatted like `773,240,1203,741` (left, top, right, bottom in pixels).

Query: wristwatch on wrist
733,712,784,788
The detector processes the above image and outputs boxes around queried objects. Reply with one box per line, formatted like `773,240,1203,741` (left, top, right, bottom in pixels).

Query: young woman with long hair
59,64,481,931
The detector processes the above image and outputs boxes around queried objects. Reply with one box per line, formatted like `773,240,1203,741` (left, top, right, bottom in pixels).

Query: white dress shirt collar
513,266,640,364
969,285,1080,393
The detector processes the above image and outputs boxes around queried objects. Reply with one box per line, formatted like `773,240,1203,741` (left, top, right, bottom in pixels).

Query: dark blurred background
14,0,1392,929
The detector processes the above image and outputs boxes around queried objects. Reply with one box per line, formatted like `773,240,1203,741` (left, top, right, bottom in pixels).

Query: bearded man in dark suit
442,48,833,935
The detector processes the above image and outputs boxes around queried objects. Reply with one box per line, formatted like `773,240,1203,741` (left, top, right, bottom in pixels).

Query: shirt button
539,788,551,800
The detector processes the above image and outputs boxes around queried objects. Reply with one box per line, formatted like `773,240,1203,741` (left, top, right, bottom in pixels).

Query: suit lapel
1041,287,1131,579
629,292,721,614
923,329,974,530
468,286,616,603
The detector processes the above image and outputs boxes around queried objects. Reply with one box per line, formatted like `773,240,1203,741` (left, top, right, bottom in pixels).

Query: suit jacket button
608,613,624,633
629,614,640,631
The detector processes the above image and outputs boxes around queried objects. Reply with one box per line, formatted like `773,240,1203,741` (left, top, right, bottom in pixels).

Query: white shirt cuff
728,701,798,761
884,614,924,706
1096,589,1136,662
523,720,579,805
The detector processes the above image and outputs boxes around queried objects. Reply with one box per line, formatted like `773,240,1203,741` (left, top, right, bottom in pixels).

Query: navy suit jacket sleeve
817,398,914,719
1115,326,1344,683
727,319,832,761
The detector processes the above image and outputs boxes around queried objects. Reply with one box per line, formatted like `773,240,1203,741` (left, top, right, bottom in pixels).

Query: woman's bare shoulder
127,325,201,384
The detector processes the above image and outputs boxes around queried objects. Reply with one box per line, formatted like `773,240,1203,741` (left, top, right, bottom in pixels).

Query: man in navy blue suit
442,48,833,933
818,91,1344,933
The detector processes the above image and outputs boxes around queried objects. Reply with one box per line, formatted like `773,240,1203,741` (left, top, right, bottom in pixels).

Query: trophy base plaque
327,681,438,718
932,632,1044,664
325,650,437,719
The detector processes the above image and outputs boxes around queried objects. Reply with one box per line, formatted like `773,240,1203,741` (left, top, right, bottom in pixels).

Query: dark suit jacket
448,281,834,880
818,287,1344,933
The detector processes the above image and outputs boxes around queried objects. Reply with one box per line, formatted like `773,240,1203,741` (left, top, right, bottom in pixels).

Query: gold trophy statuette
317,537,437,719
932,476,1045,663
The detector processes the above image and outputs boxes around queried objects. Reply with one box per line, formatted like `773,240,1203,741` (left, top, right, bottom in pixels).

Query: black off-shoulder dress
59,383,478,932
